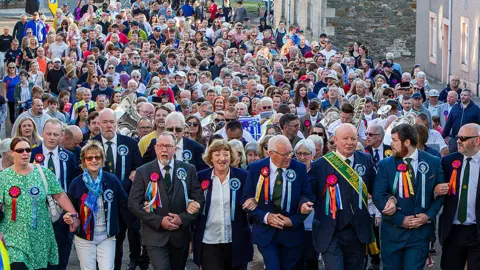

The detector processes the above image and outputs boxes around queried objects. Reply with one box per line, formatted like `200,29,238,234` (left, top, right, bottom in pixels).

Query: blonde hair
202,139,238,167
14,117,43,146
228,139,246,168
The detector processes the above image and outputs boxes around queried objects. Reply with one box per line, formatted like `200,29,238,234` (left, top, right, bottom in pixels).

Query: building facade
416,0,480,95
274,0,417,60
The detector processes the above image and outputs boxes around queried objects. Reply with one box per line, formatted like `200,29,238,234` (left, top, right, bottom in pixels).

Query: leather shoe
127,262,138,270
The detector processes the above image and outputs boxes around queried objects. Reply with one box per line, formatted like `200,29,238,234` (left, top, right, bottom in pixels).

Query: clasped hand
267,213,293,229
161,213,182,231
402,213,429,229
63,212,80,232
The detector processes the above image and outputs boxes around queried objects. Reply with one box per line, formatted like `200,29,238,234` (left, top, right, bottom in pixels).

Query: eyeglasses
296,151,312,157
263,106,272,110
214,118,224,123
27,32,32,34
457,136,479,142
156,144,174,149
311,132,324,137
13,147,32,153
8,67,15,69
188,73,196,76
287,124,300,129
166,127,183,133
187,122,199,127
271,150,294,158
139,126,153,130
108,67,114,69
256,90,264,93
225,118,236,122
85,155,102,161
367,133,380,137
280,59,288,62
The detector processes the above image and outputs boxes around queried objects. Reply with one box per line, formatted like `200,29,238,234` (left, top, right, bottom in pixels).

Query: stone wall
326,0,417,59
1,0,25,9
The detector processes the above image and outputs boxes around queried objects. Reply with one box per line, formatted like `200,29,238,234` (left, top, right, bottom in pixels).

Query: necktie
374,149,380,166
164,165,172,190
405,158,416,185
345,158,351,167
457,158,472,224
105,141,114,173
272,168,283,213
48,152,55,175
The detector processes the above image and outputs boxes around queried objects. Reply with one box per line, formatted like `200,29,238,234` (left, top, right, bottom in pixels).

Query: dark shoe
429,248,437,255
139,264,149,270
368,263,380,270
127,262,138,270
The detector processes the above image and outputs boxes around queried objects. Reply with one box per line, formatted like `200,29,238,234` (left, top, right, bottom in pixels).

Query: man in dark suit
128,132,204,270
194,0,207,21
31,118,79,270
280,113,303,149
93,108,144,270
308,123,375,269
143,112,208,172
436,123,480,269
373,123,445,270
365,124,392,169
299,100,323,138
82,111,100,143
241,135,315,269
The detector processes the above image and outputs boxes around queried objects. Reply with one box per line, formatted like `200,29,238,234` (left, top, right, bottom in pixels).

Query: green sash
323,152,368,208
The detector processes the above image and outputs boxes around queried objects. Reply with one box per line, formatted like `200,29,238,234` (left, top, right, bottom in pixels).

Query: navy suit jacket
68,172,130,239
92,134,142,194
193,167,253,267
308,151,375,253
143,137,208,173
365,144,392,162
241,158,314,248
439,152,480,245
31,145,80,191
373,150,445,242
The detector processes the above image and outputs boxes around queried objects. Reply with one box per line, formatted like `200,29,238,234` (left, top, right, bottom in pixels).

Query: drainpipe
447,0,452,83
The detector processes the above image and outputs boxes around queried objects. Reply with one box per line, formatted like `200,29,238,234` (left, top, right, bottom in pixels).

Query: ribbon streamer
30,187,40,229
255,175,264,202
358,177,363,210
421,173,426,208
264,176,269,204
230,178,241,221
286,181,292,212
181,179,189,208
202,190,207,215
104,189,114,236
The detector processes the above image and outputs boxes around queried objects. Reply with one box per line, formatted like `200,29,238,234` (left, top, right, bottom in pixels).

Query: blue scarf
82,168,104,214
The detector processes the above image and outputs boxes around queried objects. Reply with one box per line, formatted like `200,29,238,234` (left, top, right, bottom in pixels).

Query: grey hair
294,138,316,157
158,131,177,145
356,142,365,152
402,72,412,80
165,112,186,126
261,97,273,105
131,70,141,77
368,124,385,138
267,135,290,152
416,71,426,78
232,77,242,84
307,135,324,149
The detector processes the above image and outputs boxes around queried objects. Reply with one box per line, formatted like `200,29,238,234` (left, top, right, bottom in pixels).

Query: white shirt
42,145,60,180
158,159,175,179
203,170,232,244
216,126,255,143
454,151,480,225
427,129,448,152
102,134,118,169
403,149,419,175
372,144,384,161
175,138,184,161
336,150,355,166
310,112,320,125
263,160,287,224
320,49,336,63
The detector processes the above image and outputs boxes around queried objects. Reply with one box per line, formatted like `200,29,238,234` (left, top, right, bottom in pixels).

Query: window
429,12,437,63
461,17,469,69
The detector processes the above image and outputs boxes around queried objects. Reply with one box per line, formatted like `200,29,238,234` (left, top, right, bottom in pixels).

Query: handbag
37,164,63,222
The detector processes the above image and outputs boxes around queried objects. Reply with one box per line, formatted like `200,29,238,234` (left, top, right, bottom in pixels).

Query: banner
239,117,261,141
48,0,58,17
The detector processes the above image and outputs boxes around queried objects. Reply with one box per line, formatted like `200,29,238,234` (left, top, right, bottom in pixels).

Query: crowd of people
0,0,480,270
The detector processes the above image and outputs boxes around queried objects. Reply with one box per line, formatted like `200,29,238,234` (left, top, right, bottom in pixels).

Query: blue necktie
374,149,380,166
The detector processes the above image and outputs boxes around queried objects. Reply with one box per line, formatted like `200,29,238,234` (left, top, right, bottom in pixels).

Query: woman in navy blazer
193,140,253,270
65,140,129,270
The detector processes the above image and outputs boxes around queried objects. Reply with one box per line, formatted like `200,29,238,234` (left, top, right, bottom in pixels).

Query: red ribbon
9,186,21,221
80,194,92,240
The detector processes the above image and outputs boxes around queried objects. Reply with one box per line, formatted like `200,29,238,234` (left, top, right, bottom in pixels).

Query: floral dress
0,166,63,269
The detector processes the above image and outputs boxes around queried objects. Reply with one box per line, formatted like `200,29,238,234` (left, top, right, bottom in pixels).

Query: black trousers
322,226,366,270
114,215,149,270
441,224,480,270
296,231,318,270
7,101,15,124
10,262,49,270
146,242,189,270
201,243,248,270
366,222,380,268
51,220,73,270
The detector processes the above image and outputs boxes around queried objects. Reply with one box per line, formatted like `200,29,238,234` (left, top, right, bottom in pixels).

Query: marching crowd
0,0,480,270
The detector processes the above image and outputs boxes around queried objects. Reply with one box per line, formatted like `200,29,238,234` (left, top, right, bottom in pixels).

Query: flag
48,0,58,17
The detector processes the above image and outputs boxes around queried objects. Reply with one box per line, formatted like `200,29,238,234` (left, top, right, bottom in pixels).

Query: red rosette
397,164,407,172
304,120,311,127
452,160,461,169
260,167,270,177
9,186,21,198
201,180,210,191
35,153,45,163
150,172,160,182
326,174,337,186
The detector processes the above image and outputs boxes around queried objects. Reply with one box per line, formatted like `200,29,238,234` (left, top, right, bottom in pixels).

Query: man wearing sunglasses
143,112,208,172
92,108,144,270
31,118,80,270
435,124,480,269
443,89,480,153
214,106,255,143
365,124,391,170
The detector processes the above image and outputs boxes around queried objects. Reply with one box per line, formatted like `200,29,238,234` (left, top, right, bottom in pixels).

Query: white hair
416,71,426,78
165,111,185,126
267,135,290,152
307,135,324,147
294,139,316,157
131,70,141,77
127,79,138,87
260,97,273,105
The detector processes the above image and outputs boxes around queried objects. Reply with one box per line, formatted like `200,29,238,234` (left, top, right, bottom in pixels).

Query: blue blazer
68,172,129,240
30,145,80,191
142,137,208,173
439,152,480,245
372,150,445,242
92,134,143,194
308,151,375,253
241,158,314,248
193,167,253,267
